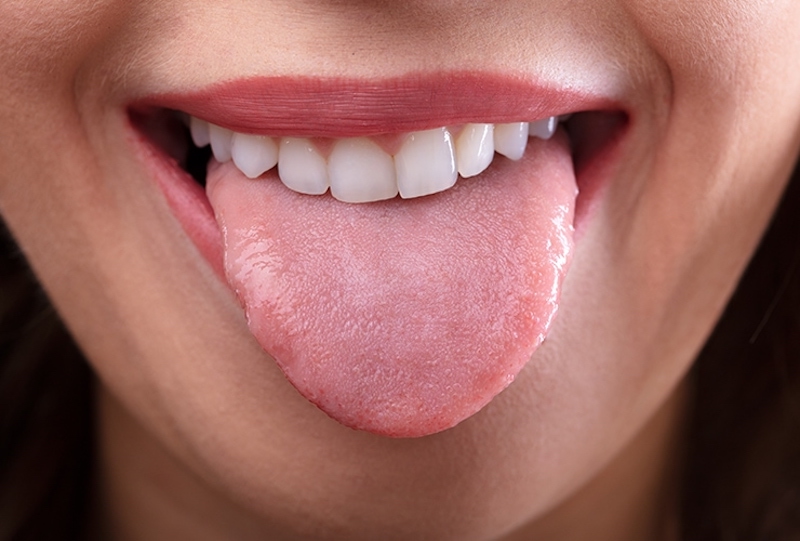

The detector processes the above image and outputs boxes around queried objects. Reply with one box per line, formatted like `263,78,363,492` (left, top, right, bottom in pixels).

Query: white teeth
395,128,457,199
456,123,494,178
277,138,329,195
493,122,529,160
328,138,397,203
208,124,234,162
231,133,279,179
190,116,210,148
197,115,562,202
530,116,558,140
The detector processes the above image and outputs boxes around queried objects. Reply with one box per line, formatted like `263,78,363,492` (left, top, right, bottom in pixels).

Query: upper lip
131,70,625,137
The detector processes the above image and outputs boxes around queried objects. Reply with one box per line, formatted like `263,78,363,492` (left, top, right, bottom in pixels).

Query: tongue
206,135,576,437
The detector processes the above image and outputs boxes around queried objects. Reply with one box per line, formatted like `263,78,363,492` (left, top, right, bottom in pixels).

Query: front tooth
208,124,234,162
456,123,494,178
493,122,529,160
530,116,557,140
395,128,457,199
277,138,329,195
231,133,278,179
328,138,397,203
190,116,210,147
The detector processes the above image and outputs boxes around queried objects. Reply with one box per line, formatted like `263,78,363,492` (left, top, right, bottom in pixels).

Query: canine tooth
395,128,457,199
456,123,494,178
208,124,234,162
329,138,397,203
231,133,278,179
494,122,529,160
278,138,329,195
530,116,558,140
190,116,210,147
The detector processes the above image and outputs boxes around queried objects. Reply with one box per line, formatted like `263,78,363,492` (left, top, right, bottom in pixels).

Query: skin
1,1,800,540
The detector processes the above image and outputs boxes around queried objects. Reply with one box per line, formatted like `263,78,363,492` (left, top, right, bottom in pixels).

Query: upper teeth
190,115,560,203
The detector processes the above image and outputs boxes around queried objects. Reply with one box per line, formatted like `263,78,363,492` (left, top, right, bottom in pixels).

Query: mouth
127,71,628,438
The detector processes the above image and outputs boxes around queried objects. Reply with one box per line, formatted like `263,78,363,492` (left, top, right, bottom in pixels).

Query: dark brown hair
0,227,94,540
0,163,799,540
681,160,800,540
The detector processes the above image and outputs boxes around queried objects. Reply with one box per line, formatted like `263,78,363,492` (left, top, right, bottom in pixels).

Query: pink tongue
206,136,576,437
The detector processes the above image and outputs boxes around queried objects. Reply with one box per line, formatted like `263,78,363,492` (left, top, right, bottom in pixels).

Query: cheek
0,1,131,209
626,0,788,71
0,1,132,88
0,0,132,236
623,0,800,129
622,0,800,264
542,0,800,505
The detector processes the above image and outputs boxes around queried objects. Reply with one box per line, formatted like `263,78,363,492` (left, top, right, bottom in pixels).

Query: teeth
395,128,458,199
456,123,494,178
231,133,279,179
530,116,558,140
329,138,397,203
190,116,210,148
196,115,562,202
493,122,529,161
277,138,329,195
208,124,234,163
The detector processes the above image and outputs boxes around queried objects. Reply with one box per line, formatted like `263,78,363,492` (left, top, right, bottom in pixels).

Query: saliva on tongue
206,135,576,438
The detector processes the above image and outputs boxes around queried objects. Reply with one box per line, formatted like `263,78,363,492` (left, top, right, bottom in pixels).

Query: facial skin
1,1,800,540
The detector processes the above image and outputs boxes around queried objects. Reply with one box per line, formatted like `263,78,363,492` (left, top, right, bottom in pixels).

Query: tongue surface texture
206,136,576,437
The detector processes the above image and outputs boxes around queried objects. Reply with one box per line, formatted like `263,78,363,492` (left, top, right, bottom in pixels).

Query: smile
128,71,628,438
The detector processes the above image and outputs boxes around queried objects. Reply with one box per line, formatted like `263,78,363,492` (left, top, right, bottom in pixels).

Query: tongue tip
304,381,504,438
331,411,472,439
275,334,542,439
321,406,463,439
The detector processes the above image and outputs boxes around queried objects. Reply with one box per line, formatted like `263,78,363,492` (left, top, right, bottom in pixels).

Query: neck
503,381,688,541
94,388,274,541
95,380,688,541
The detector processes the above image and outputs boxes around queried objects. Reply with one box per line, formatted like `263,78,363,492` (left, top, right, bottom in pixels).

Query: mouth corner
126,106,224,277
128,106,212,187
563,109,630,230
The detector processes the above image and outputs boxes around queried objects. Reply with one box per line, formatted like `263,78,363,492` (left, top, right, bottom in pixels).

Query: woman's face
2,1,799,539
